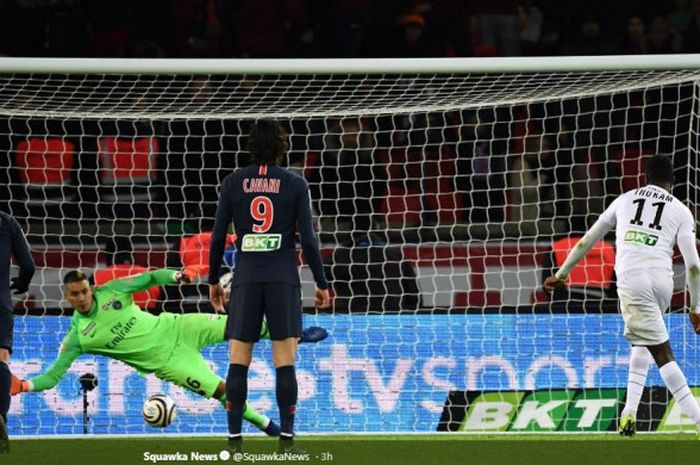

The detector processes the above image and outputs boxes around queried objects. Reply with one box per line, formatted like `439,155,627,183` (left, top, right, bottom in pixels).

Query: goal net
2,56,700,435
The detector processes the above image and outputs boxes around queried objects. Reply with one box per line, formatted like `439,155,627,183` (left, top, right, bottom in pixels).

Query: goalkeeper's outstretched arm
104,268,192,295
13,328,82,394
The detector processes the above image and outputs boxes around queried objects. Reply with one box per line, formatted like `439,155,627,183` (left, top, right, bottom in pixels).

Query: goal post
2,55,700,436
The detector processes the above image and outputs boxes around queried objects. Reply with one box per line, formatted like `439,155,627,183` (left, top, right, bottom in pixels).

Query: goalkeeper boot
618,414,636,437
0,415,8,453
300,327,328,343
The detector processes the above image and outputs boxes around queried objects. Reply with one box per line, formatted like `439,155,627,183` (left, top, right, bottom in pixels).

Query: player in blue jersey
208,120,330,449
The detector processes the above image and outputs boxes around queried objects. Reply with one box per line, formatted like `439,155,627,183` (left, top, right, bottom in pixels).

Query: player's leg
617,270,668,436
0,350,9,452
178,313,227,350
271,338,298,441
156,362,279,436
156,357,279,436
647,340,700,432
265,283,302,443
178,308,274,346
0,307,13,452
155,347,222,399
213,381,280,436
647,272,700,433
161,319,280,436
619,345,653,436
620,270,700,433
227,339,254,446
225,283,264,443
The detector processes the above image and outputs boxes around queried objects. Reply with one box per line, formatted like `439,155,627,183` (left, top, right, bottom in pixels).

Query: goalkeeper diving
11,267,328,435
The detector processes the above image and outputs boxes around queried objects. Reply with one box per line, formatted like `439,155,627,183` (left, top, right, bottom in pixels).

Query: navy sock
0,363,10,423
276,365,297,438
226,364,249,437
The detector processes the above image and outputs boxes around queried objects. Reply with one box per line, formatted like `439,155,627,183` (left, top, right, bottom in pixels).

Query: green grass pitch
5,434,699,465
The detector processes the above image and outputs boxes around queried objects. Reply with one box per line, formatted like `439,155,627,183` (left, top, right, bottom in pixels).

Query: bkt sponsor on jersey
624,229,659,246
241,233,281,252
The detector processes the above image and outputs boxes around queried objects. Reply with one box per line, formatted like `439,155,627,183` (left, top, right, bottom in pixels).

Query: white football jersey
598,184,695,275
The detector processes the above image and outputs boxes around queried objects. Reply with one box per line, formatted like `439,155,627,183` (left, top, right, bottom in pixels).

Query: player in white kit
545,155,700,437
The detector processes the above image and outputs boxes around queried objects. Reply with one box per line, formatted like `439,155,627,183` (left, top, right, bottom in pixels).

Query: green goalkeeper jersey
30,269,179,392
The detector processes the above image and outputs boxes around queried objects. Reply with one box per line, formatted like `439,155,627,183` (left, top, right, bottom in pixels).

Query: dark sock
276,365,297,438
0,363,10,423
226,364,249,437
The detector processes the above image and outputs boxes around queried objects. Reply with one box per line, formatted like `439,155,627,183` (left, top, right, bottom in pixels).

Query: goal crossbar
1,54,700,75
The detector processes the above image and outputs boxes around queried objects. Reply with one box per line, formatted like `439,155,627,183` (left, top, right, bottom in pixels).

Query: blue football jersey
209,163,328,289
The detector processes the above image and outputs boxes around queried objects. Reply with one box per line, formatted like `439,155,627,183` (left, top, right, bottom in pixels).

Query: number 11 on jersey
629,198,665,231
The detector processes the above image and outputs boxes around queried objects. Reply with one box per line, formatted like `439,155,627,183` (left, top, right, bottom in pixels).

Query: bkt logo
458,391,620,431
440,389,625,432
439,387,700,432
241,233,282,252
624,229,659,246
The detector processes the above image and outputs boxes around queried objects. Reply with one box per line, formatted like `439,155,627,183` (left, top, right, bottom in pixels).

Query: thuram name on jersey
634,187,674,202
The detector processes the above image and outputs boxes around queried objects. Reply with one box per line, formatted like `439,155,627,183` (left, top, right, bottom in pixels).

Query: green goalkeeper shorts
155,314,227,399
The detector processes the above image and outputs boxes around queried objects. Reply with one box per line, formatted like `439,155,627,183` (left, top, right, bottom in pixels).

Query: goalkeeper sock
226,364,249,438
218,394,269,429
242,401,270,429
0,362,10,423
276,365,297,438
621,346,652,417
659,361,700,429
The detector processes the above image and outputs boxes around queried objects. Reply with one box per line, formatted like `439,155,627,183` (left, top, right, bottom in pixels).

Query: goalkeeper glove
176,266,202,284
10,375,29,396
300,326,329,343
10,277,29,295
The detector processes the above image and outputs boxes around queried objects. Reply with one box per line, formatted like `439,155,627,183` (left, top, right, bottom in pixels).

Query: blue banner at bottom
8,313,700,434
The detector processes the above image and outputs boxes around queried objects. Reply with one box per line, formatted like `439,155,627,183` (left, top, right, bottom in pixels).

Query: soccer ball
142,394,177,428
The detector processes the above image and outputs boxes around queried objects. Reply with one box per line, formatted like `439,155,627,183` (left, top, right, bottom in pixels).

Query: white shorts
617,269,673,346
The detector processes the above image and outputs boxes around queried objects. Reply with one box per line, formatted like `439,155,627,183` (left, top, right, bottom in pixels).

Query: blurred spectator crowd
1,0,699,59
1,83,689,242
0,0,697,246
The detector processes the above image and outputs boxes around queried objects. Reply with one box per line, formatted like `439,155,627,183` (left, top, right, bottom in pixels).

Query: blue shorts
226,283,301,342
